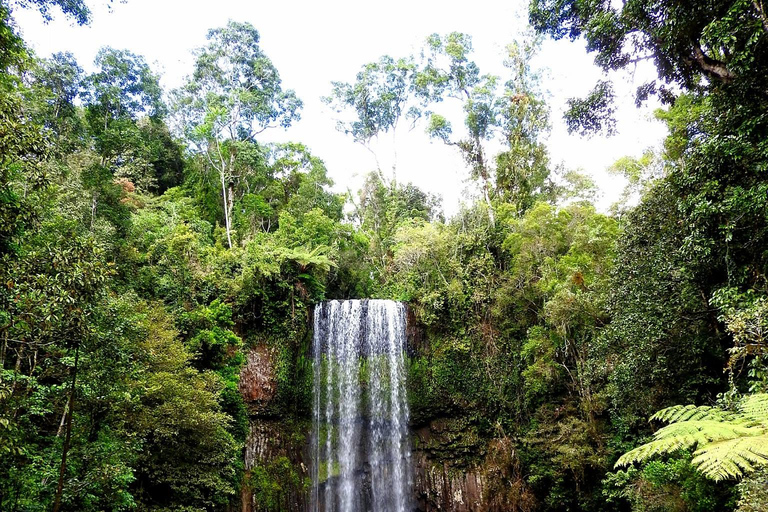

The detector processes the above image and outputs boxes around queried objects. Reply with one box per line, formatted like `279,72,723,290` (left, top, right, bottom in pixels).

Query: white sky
13,0,667,216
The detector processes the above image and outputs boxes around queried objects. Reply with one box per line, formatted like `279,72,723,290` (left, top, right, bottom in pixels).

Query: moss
248,456,309,512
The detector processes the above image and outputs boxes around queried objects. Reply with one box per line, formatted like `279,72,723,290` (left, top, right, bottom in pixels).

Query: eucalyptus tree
418,32,502,224
172,21,302,248
324,55,420,178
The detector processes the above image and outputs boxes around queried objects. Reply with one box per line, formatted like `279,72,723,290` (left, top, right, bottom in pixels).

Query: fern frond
740,394,768,422
616,393,768,480
653,420,760,443
692,435,768,481
616,435,700,467
651,404,732,423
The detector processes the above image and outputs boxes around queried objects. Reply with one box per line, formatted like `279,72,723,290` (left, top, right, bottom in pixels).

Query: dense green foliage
1,0,768,510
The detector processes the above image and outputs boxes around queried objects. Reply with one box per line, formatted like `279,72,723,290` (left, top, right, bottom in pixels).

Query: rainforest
2,0,768,511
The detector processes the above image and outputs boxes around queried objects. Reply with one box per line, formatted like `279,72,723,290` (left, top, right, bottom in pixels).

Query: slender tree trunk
754,0,768,33
474,140,495,227
1,332,7,369
220,168,232,249
56,402,68,438
227,183,235,241
52,342,80,512
9,345,23,395
90,195,97,232
482,176,495,227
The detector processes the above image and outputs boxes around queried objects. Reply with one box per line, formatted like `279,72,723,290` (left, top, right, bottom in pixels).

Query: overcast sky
13,0,667,215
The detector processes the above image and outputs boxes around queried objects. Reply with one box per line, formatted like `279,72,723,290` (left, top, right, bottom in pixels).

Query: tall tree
419,32,502,224
494,36,555,215
172,21,302,248
26,52,85,151
324,55,420,178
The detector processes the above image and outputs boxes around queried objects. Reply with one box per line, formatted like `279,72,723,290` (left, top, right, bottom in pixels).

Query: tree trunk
220,168,233,249
482,176,496,227
52,343,80,512
474,138,495,227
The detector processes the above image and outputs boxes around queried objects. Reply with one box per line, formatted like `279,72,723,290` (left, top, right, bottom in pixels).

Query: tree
529,0,768,135
0,90,49,256
419,32,502,224
172,21,302,248
494,36,556,215
26,52,85,152
6,0,92,25
1,0,94,79
324,55,420,177
354,171,441,274
85,47,165,188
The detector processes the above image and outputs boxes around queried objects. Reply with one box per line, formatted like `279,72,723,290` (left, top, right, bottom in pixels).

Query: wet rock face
239,346,276,409
238,345,309,512
244,420,292,471
412,421,536,512
413,452,487,512
412,418,486,511
405,305,427,357
241,420,309,512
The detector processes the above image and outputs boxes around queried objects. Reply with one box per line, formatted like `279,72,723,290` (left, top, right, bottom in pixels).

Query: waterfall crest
311,300,412,512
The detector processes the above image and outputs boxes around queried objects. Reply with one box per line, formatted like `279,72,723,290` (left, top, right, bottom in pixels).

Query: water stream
311,300,412,512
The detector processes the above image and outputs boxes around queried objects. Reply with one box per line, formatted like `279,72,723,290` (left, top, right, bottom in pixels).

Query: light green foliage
85,47,168,191
329,32,558,222
182,299,243,370
606,149,663,212
324,55,420,149
418,32,502,217
249,456,308,512
125,301,240,510
711,288,768,393
495,36,555,213
616,394,768,481
0,81,50,255
735,468,768,512
25,52,85,152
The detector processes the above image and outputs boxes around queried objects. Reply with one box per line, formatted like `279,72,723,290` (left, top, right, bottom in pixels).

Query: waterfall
311,300,412,512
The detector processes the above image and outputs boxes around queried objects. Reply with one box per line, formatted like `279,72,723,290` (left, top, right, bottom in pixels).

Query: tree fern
615,393,768,481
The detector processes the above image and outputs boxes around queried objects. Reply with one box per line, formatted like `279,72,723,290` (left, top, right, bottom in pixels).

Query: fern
741,394,768,420
615,393,768,481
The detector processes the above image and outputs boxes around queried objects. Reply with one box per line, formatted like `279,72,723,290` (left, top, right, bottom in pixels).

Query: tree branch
690,46,734,82
754,0,768,34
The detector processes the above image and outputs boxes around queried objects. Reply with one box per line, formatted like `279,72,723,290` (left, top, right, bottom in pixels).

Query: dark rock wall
412,424,535,511
239,344,309,512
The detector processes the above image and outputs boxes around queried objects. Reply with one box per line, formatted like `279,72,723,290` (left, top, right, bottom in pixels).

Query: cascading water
311,300,412,512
